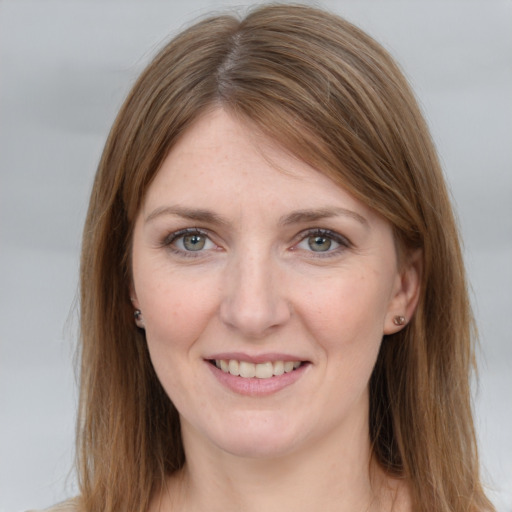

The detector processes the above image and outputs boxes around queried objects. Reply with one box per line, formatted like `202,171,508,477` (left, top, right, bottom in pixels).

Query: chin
216,432,302,460
187,410,308,460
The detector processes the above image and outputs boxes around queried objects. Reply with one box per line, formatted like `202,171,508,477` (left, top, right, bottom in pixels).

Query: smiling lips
215,359,302,379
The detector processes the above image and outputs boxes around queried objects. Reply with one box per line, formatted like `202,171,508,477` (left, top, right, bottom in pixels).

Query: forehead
140,108,376,224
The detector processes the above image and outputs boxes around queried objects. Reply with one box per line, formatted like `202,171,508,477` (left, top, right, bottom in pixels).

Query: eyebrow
145,205,368,228
278,207,368,228
145,205,230,225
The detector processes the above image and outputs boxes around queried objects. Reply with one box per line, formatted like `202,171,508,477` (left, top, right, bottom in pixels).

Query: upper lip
205,352,308,364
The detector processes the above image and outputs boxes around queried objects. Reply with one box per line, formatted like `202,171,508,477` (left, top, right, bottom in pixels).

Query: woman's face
131,108,418,459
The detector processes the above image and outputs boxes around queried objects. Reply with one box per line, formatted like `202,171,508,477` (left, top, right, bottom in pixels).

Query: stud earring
393,315,406,326
133,309,145,329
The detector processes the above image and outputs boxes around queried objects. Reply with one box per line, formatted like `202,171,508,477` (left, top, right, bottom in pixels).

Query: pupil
184,234,205,251
309,236,331,252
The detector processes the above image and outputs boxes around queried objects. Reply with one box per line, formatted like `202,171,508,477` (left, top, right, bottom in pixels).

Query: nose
219,251,292,339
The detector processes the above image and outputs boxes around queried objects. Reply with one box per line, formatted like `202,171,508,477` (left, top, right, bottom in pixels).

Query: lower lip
206,361,309,396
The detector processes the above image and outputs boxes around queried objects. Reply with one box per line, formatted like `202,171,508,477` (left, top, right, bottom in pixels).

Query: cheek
136,265,219,351
301,269,391,341
135,269,221,406
301,271,391,402
296,267,395,396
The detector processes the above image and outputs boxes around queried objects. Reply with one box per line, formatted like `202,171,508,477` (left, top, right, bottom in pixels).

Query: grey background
1,1,511,511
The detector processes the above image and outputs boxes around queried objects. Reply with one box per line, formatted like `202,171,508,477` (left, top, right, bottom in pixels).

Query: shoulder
26,497,81,512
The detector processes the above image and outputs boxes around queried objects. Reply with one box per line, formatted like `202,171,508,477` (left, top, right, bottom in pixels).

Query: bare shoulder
26,497,81,512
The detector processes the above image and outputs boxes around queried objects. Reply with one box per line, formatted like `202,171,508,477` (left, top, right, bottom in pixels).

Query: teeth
255,361,273,379
273,361,284,376
215,359,303,379
228,359,240,376
239,361,256,378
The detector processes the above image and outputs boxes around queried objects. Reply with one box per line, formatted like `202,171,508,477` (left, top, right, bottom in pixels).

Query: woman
39,4,494,512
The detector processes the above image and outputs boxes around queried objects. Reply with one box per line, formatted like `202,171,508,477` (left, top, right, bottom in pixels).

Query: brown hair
78,4,493,512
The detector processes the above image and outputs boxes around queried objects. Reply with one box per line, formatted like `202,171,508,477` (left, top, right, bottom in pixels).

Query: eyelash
162,228,215,258
162,228,351,258
294,228,351,258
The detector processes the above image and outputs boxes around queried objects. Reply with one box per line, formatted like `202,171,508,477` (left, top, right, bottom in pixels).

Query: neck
153,408,407,512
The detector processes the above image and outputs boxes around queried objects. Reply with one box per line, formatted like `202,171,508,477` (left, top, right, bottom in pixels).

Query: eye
165,229,216,254
180,233,208,251
304,234,337,252
295,229,349,255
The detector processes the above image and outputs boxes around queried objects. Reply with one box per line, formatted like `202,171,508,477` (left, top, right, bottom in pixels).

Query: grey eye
182,233,207,251
307,235,333,252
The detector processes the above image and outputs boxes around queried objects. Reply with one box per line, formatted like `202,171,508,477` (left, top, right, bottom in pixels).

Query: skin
131,108,420,512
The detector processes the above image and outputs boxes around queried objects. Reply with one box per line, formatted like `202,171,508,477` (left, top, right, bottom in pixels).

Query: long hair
78,4,493,511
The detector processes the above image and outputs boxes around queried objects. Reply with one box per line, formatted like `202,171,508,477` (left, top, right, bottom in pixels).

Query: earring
134,309,145,329
393,315,406,326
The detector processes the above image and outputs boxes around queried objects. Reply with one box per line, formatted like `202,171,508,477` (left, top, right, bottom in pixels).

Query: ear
130,286,145,329
383,249,422,334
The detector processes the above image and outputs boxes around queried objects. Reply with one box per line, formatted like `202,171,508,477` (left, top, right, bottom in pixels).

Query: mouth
209,359,307,379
